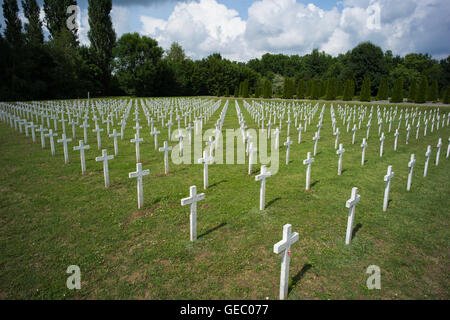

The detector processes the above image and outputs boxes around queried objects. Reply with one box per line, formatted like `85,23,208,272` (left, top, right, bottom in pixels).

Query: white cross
29,122,38,143
436,138,442,166
297,124,303,143
303,152,315,190
36,125,48,149
57,134,72,164
379,132,385,157
406,124,411,144
151,127,160,150
92,124,104,150
407,154,416,191
159,141,173,175
128,163,150,209
80,121,90,143
284,137,293,165
73,140,90,174
334,128,340,149
95,149,114,188
273,224,299,300
255,165,271,210
345,187,360,245
181,185,206,242
361,138,368,166
45,129,58,156
109,129,122,156
394,129,399,151
312,131,320,156
130,133,143,163
447,137,450,159
198,150,213,189
248,142,257,175
424,145,432,177
273,127,280,149
336,143,345,176
352,124,357,144
383,165,394,212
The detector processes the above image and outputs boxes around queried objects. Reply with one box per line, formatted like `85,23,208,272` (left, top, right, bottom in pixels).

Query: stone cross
151,127,160,150
273,224,299,300
423,145,432,177
92,124,104,150
95,149,114,188
379,132,385,157
128,163,150,209
447,137,450,158
284,137,293,165
361,138,368,166
273,127,280,149
45,129,58,156
394,129,399,151
159,141,173,174
345,187,360,245
302,152,315,190
312,131,320,156
181,185,205,242
248,142,257,175
255,165,271,210
334,128,340,149
383,165,394,212
57,134,72,164
109,129,122,156
406,124,411,145
297,124,303,144
73,140,90,174
336,143,345,176
80,120,90,144
130,133,143,163
352,124,357,144
435,138,442,166
407,154,416,191
198,150,213,189
29,122,38,143
36,125,48,149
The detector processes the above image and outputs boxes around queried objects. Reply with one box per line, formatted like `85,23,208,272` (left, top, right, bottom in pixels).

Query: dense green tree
296,79,305,99
443,87,449,104
336,80,344,97
343,79,354,101
88,0,116,95
415,75,428,103
345,42,387,95
262,78,272,99
376,76,389,100
22,0,43,46
311,79,320,100
113,33,164,96
43,0,78,45
359,77,371,101
427,80,439,102
390,78,404,103
234,86,239,98
407,79,417,102
325,78,337,100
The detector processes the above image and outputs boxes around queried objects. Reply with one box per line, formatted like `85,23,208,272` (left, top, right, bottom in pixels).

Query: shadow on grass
352,223,362,240
288,264,312,294
310,180,320,188
198,222,227,239
267,197,281,208
209,180,228,189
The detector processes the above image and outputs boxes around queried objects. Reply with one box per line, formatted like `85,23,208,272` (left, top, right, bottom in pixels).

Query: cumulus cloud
138,0,450,61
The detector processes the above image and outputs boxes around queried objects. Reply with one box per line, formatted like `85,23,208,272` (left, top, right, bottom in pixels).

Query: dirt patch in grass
125,209,154,225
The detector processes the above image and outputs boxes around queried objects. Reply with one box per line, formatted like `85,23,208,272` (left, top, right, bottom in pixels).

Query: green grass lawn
0,98,449,300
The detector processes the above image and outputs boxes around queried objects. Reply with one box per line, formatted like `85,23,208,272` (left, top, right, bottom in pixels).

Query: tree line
1,0,449,103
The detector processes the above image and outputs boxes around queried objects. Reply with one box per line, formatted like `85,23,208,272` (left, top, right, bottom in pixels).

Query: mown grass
0,98,449,300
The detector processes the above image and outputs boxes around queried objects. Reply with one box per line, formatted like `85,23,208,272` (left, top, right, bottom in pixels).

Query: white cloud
111,6,131,38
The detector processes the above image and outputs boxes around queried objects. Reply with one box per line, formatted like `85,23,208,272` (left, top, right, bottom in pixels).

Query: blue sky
1,0,449,61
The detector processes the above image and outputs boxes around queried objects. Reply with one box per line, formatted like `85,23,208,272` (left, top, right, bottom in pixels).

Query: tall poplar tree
88,0,116,95
22,0,43,46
